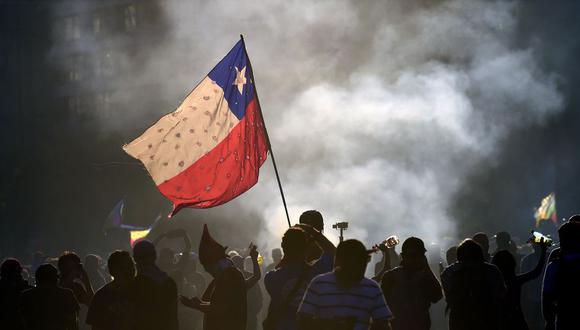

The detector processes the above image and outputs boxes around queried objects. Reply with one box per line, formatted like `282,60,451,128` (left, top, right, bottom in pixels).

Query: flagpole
240,34,292,228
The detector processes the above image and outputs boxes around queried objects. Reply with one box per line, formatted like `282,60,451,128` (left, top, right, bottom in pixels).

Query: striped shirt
298,272,392,330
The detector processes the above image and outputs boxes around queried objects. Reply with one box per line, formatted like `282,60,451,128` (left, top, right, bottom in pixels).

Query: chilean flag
123,38,268,216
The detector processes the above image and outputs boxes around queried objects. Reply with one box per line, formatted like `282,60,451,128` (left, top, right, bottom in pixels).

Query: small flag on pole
534,192,557,228
123,37,268,217
103,199,125,233
103,200,162,246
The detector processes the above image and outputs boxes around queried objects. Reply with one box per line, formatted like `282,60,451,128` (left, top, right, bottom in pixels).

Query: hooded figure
180,224,247,330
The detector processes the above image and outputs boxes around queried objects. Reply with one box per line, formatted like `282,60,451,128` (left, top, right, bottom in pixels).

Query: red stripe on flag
158,98,268,216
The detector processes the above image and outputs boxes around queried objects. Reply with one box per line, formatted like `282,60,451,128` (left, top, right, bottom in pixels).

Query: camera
332,222,349,230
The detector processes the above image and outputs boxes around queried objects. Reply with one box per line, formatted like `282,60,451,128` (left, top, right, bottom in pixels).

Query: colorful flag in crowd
123,37,268,217
103,199,162,246
534,192,557,228
103,199,125,233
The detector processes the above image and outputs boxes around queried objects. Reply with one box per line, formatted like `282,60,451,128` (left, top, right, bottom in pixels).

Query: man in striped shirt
264,222,335,330
297,239,392,330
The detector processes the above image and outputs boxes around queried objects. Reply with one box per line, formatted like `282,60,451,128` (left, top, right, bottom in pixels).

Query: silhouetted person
542,218,580,330
446,246,458,265
86,251,135,330
84,255,107,291
129,240,178,330
492,239,547,330
1,258,32,329
154,228,192,292
180,224,247,330
20,264,80,330
184,253,206,295
381,237,442,330
439,246,458,274
520,241,548,330
297,239,392,330
441,239,505,330
299,210,327,263
59,252,94,330
180,254,205,330
31,252,46,274
494,231,522,268
58,252,94,307
265,248,283,273
264,225,335,330
473,233,490,261
374,241,399,280
232,252,263,330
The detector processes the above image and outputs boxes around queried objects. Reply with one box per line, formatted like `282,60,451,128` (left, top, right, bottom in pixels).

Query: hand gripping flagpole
241,35,292,228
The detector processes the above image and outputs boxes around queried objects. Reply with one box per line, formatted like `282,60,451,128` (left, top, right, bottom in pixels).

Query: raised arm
245,243,261,290
517,242,547,284
372,246,392,282
295,224,336,256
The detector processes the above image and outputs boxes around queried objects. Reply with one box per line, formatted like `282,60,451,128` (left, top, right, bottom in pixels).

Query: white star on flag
233,66,247,94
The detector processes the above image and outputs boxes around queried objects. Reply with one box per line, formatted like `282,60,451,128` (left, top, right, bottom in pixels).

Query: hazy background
2,0,580,261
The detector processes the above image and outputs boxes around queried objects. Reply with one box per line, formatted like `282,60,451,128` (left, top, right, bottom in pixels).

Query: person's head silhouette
84,254,101,273
299,210,324,232
58,252,82,279
271,248,282,264
1,258,23,282
446,246,458,265
107,250,135,281
231,254,244,270
133,240,157,266
281,227,307,263
491,250,516,278
495,231,512,251
457,239,485,263
400,237,428,270
35,264,59,287
473,233,490,254
334,239,370,288
558,221,580,254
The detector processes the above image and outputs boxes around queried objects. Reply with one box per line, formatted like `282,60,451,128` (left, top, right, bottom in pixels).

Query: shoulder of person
310,271,335,284
440,262,458,276
384,266,404,275
264,267,278,282
360,277,381,288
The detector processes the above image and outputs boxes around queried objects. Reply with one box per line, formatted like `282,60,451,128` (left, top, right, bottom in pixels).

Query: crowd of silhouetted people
1,210,580,330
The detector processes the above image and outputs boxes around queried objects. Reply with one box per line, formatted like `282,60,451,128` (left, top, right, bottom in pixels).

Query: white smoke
51,0,563,253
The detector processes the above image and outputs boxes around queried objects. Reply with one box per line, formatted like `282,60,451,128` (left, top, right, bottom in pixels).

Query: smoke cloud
50,0,566,254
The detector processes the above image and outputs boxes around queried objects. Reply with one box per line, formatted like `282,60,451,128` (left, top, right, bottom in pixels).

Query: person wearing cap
542,218,580,330
298,210,335,263
19,264,80,330
129,240,178,330
180,224,248,330
441,239,505,330
380,237,442,330
297,239,392,330
0,258,32,329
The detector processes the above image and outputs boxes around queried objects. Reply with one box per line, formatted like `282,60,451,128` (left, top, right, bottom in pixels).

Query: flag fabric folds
123,38,268,217
534,192,557,228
